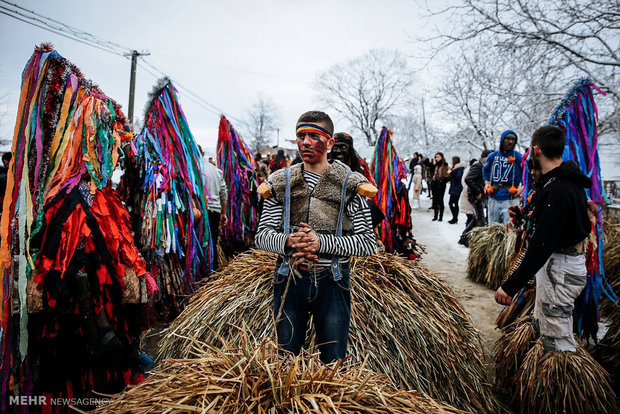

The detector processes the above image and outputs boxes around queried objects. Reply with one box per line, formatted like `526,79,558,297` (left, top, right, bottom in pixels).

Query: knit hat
334,132,353,146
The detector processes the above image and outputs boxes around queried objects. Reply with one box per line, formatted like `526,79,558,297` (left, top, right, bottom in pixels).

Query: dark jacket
448,163,465,196
465,160,485,199
501,161,592,296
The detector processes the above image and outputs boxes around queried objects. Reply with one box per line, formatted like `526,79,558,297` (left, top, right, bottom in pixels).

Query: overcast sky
0,0,445,155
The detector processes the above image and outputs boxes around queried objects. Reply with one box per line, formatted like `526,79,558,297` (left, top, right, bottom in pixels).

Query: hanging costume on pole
216,116,259,257
370,126,414,256
120,78,211,320
0,44,156,411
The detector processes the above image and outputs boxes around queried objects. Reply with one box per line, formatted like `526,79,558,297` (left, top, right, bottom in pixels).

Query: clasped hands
285,222,319,266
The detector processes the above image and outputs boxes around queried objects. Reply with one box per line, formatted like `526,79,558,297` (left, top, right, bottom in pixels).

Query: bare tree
315,49,416,146
245,94,280,153
435,39,568,151
424,0,618,95
421,0,619,139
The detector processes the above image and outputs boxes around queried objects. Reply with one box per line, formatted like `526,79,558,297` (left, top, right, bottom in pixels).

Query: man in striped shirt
255,111,375,363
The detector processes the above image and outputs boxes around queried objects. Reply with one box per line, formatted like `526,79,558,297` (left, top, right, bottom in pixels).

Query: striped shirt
255,169,375,267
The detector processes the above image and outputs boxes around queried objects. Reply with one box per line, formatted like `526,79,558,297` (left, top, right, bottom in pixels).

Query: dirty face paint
295,123,332,164
296,132,328,164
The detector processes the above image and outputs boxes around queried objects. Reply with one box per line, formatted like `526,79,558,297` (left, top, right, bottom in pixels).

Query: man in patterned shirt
255,111,376,363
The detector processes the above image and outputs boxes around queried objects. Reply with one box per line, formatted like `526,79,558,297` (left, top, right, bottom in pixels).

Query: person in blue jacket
482,130,523,224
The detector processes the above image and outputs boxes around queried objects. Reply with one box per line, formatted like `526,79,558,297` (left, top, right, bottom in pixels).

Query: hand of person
291,223,320,266
495,287,512,305
476,193,482,200
515,185,524,197
508,205,521,223
219,213,228,227
484,182,490,193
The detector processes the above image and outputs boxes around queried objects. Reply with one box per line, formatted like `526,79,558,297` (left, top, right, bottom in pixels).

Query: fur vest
267,160,366,234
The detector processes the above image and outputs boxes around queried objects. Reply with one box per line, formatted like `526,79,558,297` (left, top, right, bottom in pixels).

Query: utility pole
276,128,280,148
125,50,150,128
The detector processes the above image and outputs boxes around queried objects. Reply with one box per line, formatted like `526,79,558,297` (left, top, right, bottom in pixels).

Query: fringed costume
216,116,259,257
0,44,156,412
370,127,415,257
119,78,211,321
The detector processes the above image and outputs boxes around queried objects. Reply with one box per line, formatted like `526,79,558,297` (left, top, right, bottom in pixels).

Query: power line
0,0,132,55
140,57,251,128
1,0,247,129
0,7,125,57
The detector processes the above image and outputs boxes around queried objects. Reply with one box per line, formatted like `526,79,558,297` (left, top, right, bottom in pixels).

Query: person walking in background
423,155,435,201
431,152,449,221
255,153,270,181
458,149,492,246
447,156,465,224
483,130,523,224
412,165,423,209
407,152,420,192
201,149,228,271
0,152,12,215
269,149,287,172
459,158,476,233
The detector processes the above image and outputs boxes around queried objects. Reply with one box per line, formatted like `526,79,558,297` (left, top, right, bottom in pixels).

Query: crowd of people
407,129,526,247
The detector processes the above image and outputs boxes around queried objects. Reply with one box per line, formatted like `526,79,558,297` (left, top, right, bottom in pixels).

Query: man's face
530,143,542,170
502,135,517,152
296,122,334,164
331,142,351,164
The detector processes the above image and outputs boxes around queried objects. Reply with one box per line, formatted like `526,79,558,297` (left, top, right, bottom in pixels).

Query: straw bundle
601,223,620,315
495,285,535,329
467,224,517,290
593,308,620,394
514,340,617,414
493,316,537,392
157,250,503,413
91,335,466,413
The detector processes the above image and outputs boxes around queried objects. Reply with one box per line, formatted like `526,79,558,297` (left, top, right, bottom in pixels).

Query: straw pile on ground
593,307,620,393
466,223,517,290
513,340,617,414
493,316,537,392
157,250,502,413
601,223,620,315
495,286,535,330
91,335,466,413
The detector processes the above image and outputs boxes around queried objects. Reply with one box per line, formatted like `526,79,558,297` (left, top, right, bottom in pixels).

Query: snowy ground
409,188,504,368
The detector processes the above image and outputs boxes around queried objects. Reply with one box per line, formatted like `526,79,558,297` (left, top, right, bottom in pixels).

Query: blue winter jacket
482,130,523,201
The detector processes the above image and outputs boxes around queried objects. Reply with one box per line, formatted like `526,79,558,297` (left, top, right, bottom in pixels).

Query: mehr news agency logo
10,395,111,407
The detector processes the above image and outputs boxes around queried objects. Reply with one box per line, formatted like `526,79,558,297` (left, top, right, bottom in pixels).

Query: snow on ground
409,188,504,367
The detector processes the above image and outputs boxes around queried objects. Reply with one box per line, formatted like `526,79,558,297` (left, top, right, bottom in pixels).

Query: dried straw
466,224,517,290
493,316,536,392
90,334,467,413
601,223,620,315
514,339,618,414
495,285,535,330
157,250,503,413
593,307,620,393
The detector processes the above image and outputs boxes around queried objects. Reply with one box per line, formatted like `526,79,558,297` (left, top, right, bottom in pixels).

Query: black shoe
448,219,458,224
438,218,443,222
432,217,438,221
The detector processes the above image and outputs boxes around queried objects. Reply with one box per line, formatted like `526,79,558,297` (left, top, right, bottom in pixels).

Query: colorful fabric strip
296,123,332,140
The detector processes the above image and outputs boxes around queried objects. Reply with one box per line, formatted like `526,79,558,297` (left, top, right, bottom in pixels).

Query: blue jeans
488,197,519,225
272,260,351,363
